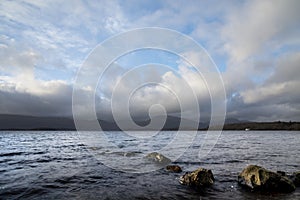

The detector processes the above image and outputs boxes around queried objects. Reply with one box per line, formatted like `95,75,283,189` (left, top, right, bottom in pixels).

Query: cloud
0,0,299,122
0,78,73,116
241,81,299,105
240,52,300,105
93,61,213,121
0,37,40,78
227,51,300,121
0,0,127,75
223,1,298,76
222,0,300,63
267,52,300,84
218,0,300,121
221,0,300,89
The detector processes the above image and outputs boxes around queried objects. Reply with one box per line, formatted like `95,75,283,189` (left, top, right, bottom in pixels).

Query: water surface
0,131,299,199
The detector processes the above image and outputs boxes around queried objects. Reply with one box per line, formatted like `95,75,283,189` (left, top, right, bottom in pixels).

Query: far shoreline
1,121,299,131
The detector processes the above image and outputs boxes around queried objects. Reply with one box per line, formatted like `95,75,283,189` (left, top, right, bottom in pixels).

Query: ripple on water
0,131,299,200
0,152,25,157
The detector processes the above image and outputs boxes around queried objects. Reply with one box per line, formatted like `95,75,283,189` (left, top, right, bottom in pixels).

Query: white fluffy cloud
93,62,211,120
240,52,300,105
222,0,300,63
221,0,300,121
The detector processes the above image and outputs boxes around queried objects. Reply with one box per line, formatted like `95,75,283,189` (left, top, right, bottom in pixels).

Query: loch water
0,131,299,199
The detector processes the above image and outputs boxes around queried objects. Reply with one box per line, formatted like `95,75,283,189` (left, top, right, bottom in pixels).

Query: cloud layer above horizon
0,0,299,121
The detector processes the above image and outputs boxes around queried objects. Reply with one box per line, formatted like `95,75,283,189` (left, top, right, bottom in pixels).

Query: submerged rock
166,165,182,173
179,167,214,190
238,165,295,193
290,171,300,187
145,152,171,164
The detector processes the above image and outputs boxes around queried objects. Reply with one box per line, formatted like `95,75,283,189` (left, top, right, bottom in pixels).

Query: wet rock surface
179,167,214,190
290,171,300,187
238,165,296,193
145,152,171,164
166,165,182,173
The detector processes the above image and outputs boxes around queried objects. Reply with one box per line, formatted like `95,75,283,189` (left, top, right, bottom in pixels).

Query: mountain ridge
0,114,299,131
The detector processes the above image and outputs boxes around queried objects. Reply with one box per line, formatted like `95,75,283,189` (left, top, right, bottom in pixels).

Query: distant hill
0,114,206,131
0,114,120,131
0,114,299,131
0,114,75,130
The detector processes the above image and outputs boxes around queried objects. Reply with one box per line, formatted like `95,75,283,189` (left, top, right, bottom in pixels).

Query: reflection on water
0,131,299,199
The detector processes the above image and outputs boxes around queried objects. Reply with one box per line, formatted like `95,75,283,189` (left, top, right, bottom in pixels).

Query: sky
0,0,299,122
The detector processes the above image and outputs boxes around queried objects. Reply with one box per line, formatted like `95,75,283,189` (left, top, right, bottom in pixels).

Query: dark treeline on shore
212,121,300,131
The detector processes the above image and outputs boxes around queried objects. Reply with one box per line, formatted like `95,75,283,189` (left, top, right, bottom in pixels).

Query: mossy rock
145,152,171,164
238,165,295,193
166,165,182,173
179,167,214,190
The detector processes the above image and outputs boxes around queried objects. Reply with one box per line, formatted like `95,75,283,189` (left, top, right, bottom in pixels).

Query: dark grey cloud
0,81,73,116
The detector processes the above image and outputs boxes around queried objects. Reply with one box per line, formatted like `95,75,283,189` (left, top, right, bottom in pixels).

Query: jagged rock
290,171,300,187
166,165,182,173
179,167,214,190
145,152,171,164
238,165,295,193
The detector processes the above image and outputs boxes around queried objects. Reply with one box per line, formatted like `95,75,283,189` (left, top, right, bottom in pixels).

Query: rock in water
179,168,214,190
166,165,182,173
238,165,295,193
145,152,171,164
276,171,286,176
290,171,300,187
